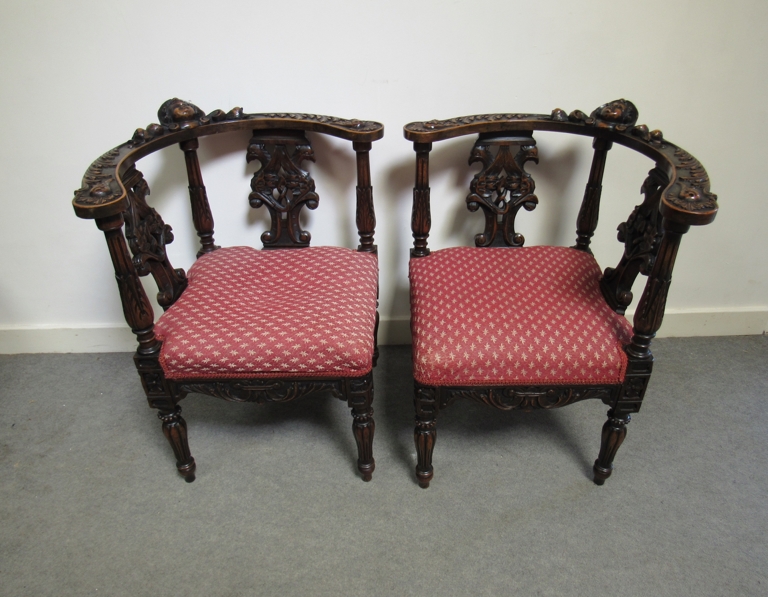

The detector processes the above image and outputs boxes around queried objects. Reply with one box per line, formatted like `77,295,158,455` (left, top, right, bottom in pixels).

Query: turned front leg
346,374,375,481
414,384,438,488
158,406,196,482
593,409,630,485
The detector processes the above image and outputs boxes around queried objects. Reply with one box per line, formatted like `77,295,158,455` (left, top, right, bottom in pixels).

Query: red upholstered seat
409,246,633,386
155,246,378,380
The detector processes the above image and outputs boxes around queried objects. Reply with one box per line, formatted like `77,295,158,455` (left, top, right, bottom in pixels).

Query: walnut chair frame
73,99,384,482
403,99,717,488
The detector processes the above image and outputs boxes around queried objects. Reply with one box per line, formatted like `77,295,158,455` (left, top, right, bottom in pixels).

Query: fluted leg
593,409,630,485
351,407,375,481
414,384,438,488
158,406,196,482
414,418,436,488
347,373,375,481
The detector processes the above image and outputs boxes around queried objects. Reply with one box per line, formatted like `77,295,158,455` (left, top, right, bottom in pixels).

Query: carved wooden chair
73,99,383,482
403,99,717,488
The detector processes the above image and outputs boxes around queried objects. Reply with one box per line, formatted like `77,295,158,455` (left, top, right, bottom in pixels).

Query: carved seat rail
74,99,384,483
404,99,717,488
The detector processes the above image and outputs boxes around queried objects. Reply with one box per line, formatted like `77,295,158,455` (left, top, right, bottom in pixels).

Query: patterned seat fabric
155,246,378,380
410,246,634,386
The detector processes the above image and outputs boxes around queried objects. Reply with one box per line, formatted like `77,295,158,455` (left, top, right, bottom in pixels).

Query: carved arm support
179,138,218,257
411,142,433,257
627,218,689,359
95,214,158,353
574,137,613,252
353,141,376,253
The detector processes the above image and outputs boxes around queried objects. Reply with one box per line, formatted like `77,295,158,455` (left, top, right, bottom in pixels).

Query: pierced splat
600,167,669,314
246,130,319,249
122,166,188,309
466,133,539,247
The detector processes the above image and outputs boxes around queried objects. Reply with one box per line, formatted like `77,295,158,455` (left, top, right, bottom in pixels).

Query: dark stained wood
353,141,376,253
122,166,188,309
95,213,158,352
246,130,319,249
73,99,384,221
601,167,669,314
411,142,432,257
466,133,539,247
75,98,384,482
403,99,716,488
179,138,219,257
159,406,196,483
574,137,613,252
403,99,717,227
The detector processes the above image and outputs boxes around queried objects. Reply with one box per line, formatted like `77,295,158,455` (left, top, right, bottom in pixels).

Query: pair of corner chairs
73,98,717,487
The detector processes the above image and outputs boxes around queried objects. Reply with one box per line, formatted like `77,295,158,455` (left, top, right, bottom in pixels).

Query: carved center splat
466,133,539,247
247,130,319,249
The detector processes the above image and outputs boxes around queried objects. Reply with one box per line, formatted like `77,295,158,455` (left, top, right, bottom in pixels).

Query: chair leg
158,406,196,482
414,385,438,488
414,418,436,488
593,409,630,486
347,374,375,481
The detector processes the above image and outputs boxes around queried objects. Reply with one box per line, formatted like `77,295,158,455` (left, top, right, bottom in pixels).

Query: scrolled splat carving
601,167,668,313
466,134,539,247
247,131,319,248
122,167,187,308
179,379,343,403
444,385,618,411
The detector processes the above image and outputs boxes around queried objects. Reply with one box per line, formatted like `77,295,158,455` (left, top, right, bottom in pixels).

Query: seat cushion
409,246,633,386
155,246,378,380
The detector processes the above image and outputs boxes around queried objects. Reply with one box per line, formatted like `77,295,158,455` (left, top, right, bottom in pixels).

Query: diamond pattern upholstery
409,245,633,386
155,246,378,380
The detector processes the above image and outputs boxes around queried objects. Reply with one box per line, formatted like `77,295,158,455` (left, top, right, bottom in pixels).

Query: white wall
0,0,766,352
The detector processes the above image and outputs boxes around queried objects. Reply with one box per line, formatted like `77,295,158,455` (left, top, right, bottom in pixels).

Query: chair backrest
73,98,383,351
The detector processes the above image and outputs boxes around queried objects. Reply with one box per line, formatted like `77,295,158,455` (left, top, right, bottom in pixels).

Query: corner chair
73,98,384,482
403,99,718,488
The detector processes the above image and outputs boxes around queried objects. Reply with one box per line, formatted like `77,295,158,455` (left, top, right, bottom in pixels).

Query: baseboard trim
0,309,765,354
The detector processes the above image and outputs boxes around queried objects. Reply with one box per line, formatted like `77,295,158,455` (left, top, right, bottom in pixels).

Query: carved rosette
466,136,539,247
444,385,619,411
247,132,319,248
178,379,343,403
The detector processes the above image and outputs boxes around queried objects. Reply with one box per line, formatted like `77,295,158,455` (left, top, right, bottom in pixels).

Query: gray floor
1,336,766,596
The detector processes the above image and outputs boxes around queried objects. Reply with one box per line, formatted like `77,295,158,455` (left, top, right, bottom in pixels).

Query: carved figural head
157,98,207,130
590,99,639,131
